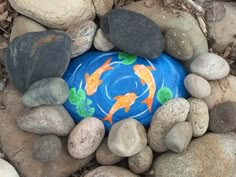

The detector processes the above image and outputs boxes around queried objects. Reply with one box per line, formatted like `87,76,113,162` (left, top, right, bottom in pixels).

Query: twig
183,0,205,13
196,16,207,36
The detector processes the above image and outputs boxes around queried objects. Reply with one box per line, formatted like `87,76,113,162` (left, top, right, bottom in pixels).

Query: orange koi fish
133,64,156,112
102,92,137,124
85,58,113,96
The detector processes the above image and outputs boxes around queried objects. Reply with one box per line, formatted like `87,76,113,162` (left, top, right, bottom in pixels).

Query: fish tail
142,97,153,112
102,115,113,124
103,58,113,71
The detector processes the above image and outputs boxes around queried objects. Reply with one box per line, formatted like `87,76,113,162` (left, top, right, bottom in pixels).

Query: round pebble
68,117,105,159
209,102,236,133
108,118,147,157
165,122,192,153
165,28,193,61
94,28,114,51
96,137,124,165
33,135,62,162
184,74,211,98
128,145,153,174
148,98,190,152
0,158,20,177
190,53,230,80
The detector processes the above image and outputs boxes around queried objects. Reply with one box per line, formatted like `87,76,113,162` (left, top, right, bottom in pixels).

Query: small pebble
93,0,114,17
184,74,211,98
96,137,124,165
66,21,97,58
165,28,193,61
209,102,236,133
190,53,230,80
94,28,114,51
84,166,139,177
187,98,209,137
22,77,69,107
108,118,147,157
33,135,62,162
165,122,192,153
17,105,75,136
0,79,6,92
0,158,20,177
148,98,190,152
68,117,105,159
128,145,153,174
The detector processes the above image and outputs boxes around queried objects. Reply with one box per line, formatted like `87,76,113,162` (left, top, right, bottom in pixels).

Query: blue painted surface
63,51,189,131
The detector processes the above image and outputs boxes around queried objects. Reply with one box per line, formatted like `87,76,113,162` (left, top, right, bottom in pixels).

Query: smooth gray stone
23,77,69,107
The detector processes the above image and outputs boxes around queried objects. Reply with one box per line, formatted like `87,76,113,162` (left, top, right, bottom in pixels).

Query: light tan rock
84,166,139,177
94,28,114,51
8,0,95,29
148,98,190,152
68,117,105,159
124,1,208,59
153,133,236,177
0,83,93,177
187,98,209,137
204,75,236,110
10,16,46,42
93,0,114,17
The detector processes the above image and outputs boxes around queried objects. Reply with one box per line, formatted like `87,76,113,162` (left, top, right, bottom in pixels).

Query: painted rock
63,51,189,130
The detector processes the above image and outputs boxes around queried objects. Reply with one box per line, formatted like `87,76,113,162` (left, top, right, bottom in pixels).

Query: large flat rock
0,83,93,177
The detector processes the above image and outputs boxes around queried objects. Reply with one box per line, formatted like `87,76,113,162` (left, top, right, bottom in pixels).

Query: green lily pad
157,87,173,104
118,52,137,65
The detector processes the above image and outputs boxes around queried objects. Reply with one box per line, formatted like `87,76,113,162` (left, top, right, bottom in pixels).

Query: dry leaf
206,2,226,22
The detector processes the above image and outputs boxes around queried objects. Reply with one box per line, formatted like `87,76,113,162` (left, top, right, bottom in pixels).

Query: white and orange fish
85,58,113,96
102,92,137,124
133,64,156,112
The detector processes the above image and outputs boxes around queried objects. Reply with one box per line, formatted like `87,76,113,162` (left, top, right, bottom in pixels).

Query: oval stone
63,51,189,131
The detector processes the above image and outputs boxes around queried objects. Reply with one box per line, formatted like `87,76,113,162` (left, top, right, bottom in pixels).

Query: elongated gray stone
23,78,69,107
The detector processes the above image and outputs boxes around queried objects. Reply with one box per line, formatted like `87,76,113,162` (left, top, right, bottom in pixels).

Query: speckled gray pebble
190,53,230,80
148,98,190,152
165,28,193,61
165,122,192,153
33,135,62,162
23,77,69,107
128,145,153,174
68,117,105,159
17,105,75,136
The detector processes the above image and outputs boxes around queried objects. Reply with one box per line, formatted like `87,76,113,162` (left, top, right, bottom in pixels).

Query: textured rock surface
23,78,69,107
108,118,147,157
8,0,95,29
10,16,46,42
0,158,20,177
204,75,236,110
184,74,211,98
207,2,236,58
148,98,190,152
124,1,208,59
187,98,209,137
96,137,124,165
128,145,153,174
68,117,105,159
6,31,71,93
17,105,75,136
153,133,236,177
66,21,97,58
33,135,62,162
101,8,164,58
165,122,192,153
93,0,114,17
190,53,230,80
165,28,193,61
209,102,236,133
0,84,93,177
84,166,139,177
94,28,114,51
